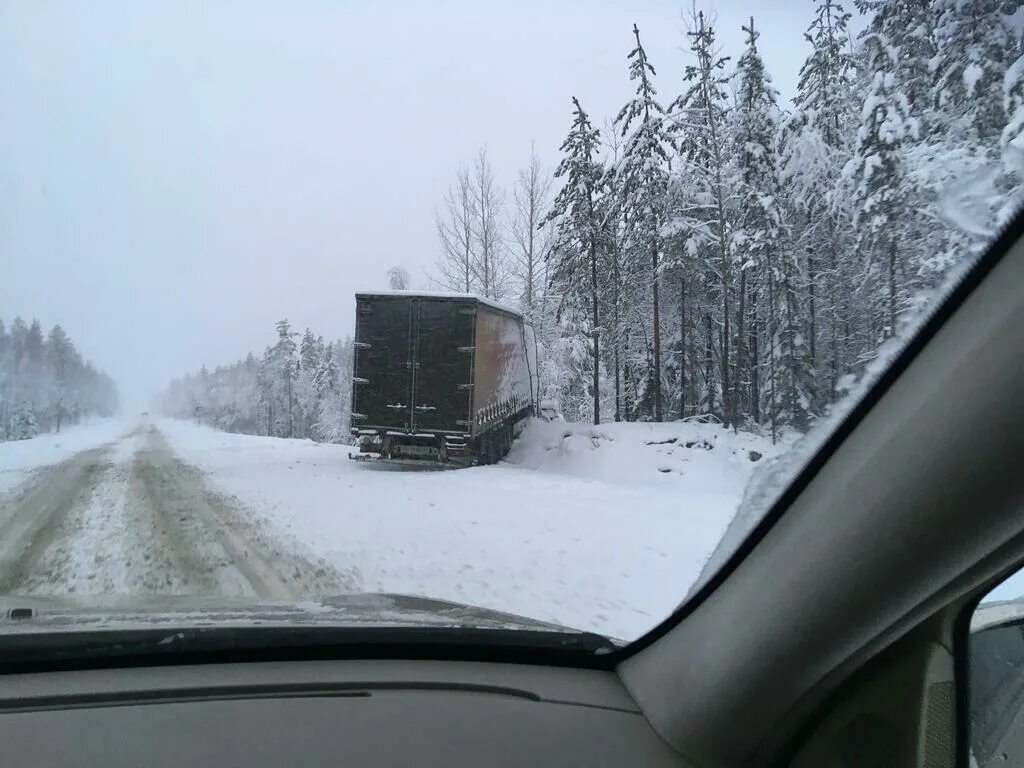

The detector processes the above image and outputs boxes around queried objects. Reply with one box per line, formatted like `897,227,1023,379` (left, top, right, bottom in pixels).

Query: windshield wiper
0,624,618,674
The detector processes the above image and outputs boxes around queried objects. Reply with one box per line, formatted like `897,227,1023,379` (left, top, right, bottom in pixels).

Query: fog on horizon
0,0,849,408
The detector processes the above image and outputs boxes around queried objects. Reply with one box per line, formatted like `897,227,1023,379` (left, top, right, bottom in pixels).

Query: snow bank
0,419,130,494
159,418,778,641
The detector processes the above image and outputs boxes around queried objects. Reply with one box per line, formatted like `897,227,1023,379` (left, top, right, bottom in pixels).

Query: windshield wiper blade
0,624,618,673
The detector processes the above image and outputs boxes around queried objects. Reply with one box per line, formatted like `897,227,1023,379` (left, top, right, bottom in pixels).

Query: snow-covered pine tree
668,9,735,425
46,324,73,433
295,328,322,438
934,0,1014,146
0,319,8,439
795,0,858,150
782,0,859,417
1002,50,1024,220
614,23,671,422
11,400,38,441
731,17,784,433
596,138,630,422
544,97,606,424
275,320,299,438
856,1,936,122
844,32,920,343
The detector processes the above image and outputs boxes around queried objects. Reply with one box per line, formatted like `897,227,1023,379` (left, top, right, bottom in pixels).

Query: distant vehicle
140,411,149,417
351,291,539,466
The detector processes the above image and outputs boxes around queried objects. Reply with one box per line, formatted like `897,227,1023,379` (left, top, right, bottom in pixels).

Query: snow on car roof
355,290,522,317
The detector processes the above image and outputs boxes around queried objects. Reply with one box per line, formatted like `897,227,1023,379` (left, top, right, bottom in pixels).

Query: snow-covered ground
0,418,130,494
160,417,780,640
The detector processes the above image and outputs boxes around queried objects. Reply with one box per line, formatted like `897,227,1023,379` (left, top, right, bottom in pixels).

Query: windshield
0,0,1019,650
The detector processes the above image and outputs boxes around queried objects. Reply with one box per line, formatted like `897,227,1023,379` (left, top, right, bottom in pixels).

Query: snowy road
0,417,778,640
0,424,352,599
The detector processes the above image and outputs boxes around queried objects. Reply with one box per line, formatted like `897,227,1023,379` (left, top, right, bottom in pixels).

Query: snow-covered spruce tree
313,339,353,443
1002,50,1024,221
0,317,116,442
785,0,859,414
46,324,73,433
731,17,785,434
934,0,1014,147
614,24,671,422
11,400,38,441
668,9,735,426
544,98,606,425
844,32,920,344
796,0,859,149
596,139,629,422
856,1,936,121
0,319,8,439
295,328,322,439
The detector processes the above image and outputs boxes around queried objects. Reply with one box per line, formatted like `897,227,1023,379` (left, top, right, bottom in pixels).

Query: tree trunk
750,289,760,425
704,312,715,418
651,238,662,422
767,249,777,444
590,235,601,425
623,325,633,421
827,216,839,403
679,276,686,420
714,191,731,427
888,238,897,338
614,284,622,423
612,230,622,422
287,374,294,439
735,267,747,429
721,268,731,428
807,246,817,406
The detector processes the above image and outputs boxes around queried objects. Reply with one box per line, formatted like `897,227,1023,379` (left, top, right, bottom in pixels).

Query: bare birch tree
433,167,475,292
470,147,510,300
510,142,554,310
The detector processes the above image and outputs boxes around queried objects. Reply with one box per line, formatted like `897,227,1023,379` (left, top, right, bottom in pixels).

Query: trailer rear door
353,297,413,430
411,298,474,433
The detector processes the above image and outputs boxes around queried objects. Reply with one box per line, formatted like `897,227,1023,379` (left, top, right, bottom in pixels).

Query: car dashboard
0,659,685,767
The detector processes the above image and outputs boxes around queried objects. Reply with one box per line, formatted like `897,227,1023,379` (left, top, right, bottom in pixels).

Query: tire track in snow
123,426,356,599
0,445,117,594
0,425,356,599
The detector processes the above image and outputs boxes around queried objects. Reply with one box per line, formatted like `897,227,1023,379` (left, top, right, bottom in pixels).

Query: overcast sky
0,0,863,407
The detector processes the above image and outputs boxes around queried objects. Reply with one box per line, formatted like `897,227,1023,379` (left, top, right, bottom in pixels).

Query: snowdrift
159,418,779,640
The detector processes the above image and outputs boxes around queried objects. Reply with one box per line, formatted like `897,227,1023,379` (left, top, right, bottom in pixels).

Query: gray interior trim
618,238,1023,765
0,659,642,714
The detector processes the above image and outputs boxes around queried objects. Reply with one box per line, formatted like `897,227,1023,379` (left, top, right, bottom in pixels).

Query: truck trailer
350,291,539,466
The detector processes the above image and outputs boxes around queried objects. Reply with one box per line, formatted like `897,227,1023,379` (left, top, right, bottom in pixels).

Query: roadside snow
0,419,129,495
160,418,779,641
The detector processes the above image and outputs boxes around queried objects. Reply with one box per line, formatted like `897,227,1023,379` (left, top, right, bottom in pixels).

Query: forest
435,0,1023,435
0,317,119,441
163,0,1023,444
158,320,355,443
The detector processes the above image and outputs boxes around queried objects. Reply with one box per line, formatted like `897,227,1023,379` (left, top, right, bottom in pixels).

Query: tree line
159,319,354,443
0,317,119,441
433,0,1024,436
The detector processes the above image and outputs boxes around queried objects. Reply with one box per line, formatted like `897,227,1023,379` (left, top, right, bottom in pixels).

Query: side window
969,567,1024,767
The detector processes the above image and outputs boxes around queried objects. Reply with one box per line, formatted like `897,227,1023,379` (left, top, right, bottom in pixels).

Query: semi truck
350,291,539,466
